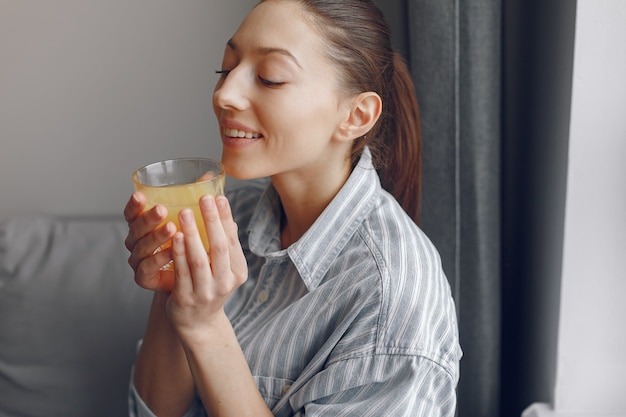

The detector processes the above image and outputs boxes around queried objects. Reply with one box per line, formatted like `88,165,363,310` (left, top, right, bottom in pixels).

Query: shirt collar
247,148,380,291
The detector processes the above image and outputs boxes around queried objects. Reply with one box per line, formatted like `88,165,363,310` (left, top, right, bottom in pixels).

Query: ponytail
376,53,422,223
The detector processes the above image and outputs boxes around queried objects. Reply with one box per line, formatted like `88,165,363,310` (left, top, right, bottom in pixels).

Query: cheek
271,92,340,134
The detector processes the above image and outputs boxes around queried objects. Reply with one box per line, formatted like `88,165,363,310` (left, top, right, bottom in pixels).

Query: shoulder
362,190,444,286
356,190,461,377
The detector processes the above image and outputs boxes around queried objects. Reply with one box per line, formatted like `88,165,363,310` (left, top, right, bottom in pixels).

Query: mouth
223,127,263,139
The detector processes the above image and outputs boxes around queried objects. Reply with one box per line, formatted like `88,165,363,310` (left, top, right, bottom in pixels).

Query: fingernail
201,195,216,210
216,195,227,209
181,209,193,223
164,221,176,235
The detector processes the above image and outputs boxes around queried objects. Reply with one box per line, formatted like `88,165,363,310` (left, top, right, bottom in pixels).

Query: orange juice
146,183,224,251
132,158,225,270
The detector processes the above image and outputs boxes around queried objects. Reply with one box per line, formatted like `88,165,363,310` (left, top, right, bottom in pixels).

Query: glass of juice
131,158,225,270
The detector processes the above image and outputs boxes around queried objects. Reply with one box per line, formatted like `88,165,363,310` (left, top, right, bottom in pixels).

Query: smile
223,127,262,139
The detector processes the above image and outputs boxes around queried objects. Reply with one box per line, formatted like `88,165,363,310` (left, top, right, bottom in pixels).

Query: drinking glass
132,158,225,270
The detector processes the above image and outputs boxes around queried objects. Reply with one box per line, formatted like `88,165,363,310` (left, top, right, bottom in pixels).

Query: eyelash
215,70,285,88
259,78,284,88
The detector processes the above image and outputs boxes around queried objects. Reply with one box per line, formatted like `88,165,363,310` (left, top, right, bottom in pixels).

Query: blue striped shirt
130,149,462,417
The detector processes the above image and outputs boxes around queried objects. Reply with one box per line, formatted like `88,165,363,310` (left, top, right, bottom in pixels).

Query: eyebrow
227,39,302,69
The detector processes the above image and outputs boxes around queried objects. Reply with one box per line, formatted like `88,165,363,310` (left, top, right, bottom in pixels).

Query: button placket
255,261,275,305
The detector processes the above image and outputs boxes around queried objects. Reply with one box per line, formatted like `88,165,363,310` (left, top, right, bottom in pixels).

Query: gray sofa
0,216,152,417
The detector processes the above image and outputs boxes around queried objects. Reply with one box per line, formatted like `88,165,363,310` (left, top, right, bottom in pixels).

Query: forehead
229,0,325,63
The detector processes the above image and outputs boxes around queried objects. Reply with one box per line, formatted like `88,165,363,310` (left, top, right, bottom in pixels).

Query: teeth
224,128,261,139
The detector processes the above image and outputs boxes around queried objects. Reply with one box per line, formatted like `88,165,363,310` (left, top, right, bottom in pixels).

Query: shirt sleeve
284,353,458,417
128,366,206,417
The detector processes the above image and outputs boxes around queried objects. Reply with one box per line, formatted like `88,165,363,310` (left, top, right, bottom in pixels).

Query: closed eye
259,77,285,88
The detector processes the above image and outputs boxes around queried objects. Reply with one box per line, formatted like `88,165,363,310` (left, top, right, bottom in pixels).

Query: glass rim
131,157,225,188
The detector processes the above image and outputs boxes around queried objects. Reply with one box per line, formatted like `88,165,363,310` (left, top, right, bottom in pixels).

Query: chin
222,157,265,181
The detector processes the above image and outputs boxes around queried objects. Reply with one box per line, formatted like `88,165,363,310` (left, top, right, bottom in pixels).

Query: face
212,0,353,182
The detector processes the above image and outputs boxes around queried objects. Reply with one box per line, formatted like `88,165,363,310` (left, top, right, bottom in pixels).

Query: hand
124,192,177,292
166,194,248,340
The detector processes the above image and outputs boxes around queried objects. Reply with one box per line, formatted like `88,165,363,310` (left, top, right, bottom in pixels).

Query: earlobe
335,92,382,142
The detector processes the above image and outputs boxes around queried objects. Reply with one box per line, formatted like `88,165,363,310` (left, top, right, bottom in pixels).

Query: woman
124,0,462,416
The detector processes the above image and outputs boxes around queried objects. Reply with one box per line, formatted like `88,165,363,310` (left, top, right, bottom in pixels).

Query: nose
213,68,250,111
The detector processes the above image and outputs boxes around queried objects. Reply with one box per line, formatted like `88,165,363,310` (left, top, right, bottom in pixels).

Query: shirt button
257,290,269,303
282,384,291,395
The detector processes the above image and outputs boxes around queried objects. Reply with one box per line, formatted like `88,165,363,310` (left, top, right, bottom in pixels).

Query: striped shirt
129,149,462,417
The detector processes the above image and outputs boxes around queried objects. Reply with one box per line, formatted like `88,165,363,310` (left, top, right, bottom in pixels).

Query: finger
125,204,169,252
124,192,145,225
133,248,175,291
127,220,176,270
215,196,247,282
171,231,193,294
128,231,176,273
200,195,232,284
178,208,211,289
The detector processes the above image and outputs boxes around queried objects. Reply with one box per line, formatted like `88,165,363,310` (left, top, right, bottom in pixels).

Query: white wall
552,0,626,415
0,0,256,221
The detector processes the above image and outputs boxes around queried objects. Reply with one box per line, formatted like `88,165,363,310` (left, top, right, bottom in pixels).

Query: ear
334,92,382,142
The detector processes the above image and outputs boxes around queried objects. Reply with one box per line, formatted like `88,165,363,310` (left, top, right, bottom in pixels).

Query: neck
273,162,351,248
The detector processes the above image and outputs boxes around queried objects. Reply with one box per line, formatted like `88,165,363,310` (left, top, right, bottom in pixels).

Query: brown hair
261,0,422,222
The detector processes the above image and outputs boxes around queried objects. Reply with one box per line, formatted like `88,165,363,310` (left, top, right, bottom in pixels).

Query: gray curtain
401,0,577,416
407,1,502,416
